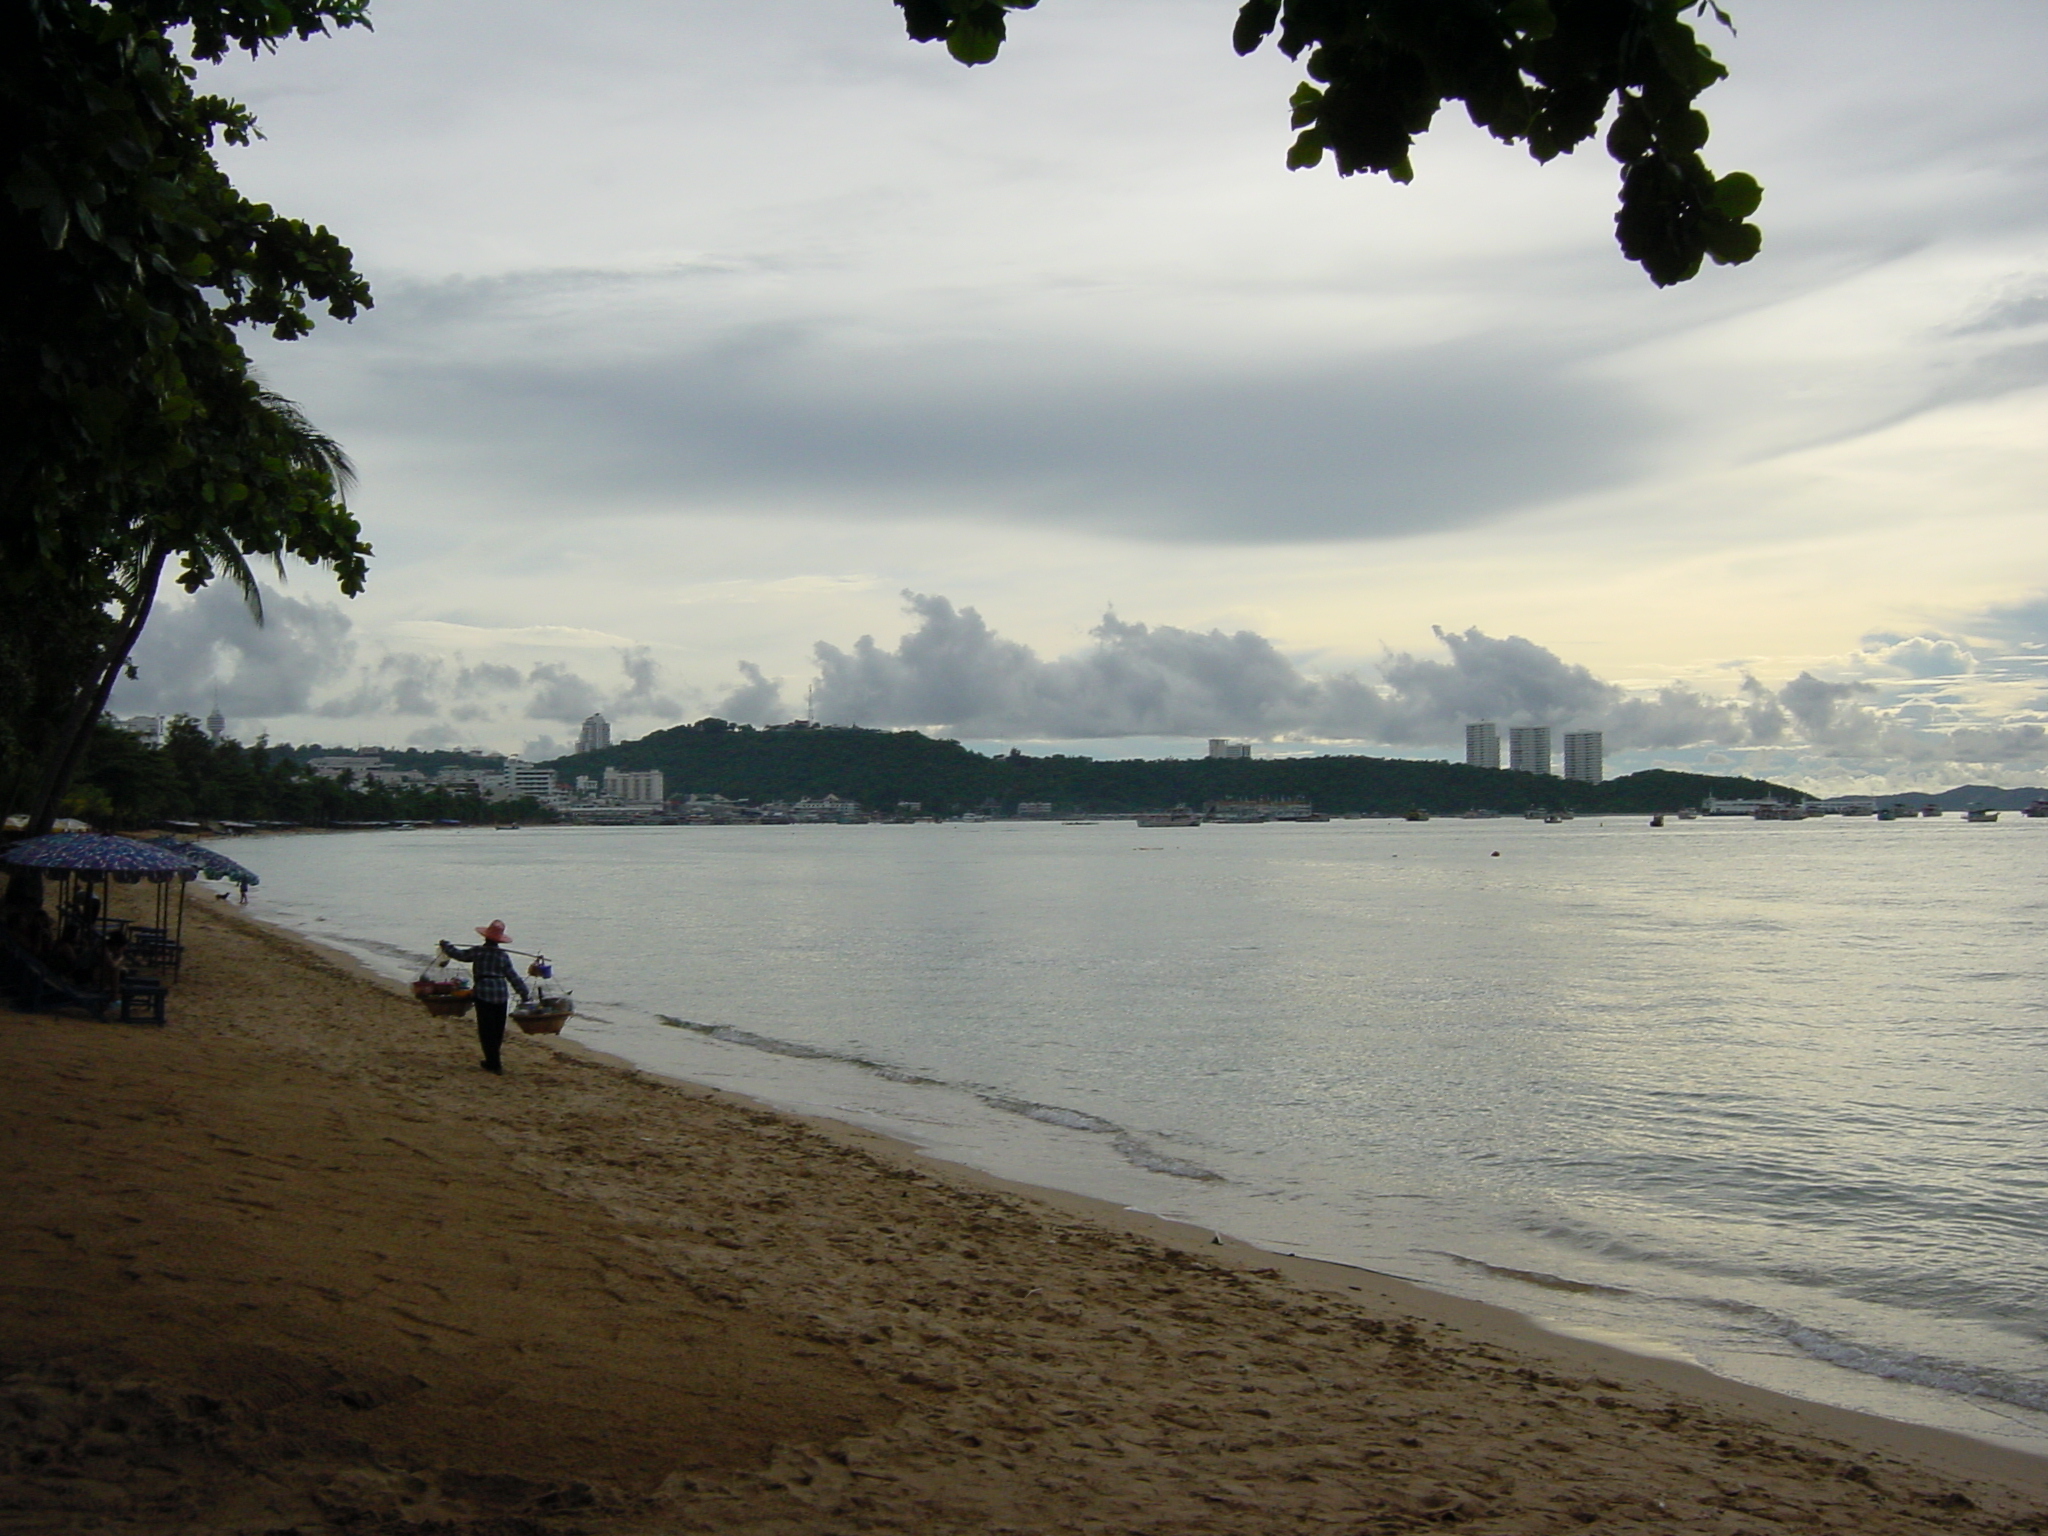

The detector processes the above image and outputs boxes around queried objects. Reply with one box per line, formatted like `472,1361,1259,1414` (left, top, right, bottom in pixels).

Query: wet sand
3,898,2044,1533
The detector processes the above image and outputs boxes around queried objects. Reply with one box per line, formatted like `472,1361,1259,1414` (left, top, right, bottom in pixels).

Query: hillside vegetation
549,721,1801,818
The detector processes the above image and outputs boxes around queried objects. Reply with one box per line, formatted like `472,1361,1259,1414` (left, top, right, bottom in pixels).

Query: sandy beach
4,899,2046,1534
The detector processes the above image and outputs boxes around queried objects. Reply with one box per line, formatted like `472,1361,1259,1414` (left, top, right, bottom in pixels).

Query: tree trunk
24,545,171,837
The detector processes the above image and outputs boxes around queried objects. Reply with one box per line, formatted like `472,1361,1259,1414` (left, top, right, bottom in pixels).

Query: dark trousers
475,999,508,1068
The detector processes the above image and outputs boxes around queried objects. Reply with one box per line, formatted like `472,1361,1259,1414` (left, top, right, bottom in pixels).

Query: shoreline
250,900,2048,1495
5,897,2044,1531
260,893,2048,1479
258,906,2048,1491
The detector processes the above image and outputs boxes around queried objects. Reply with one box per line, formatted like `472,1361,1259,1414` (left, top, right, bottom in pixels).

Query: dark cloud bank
112,586,2048,773
327,271,1658,545
791,593,2048,769
112,584,681,748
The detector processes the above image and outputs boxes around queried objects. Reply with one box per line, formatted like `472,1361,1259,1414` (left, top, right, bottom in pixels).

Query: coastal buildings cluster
1463,722,1602,784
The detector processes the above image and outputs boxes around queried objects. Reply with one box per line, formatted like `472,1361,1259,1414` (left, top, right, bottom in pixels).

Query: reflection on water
241,816,2048,1452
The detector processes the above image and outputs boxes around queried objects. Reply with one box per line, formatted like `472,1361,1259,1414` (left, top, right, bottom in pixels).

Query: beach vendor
438,921,530,1075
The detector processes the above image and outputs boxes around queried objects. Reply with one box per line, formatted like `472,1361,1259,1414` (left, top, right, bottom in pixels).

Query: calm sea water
231,816,2048,1453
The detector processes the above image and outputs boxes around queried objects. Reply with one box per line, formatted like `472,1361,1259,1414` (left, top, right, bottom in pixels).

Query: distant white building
1464,722,1500,770
117,715,164,747
491,757,564,806
789,794,859,820
1208,739,1252,759
602,766,664,805
576,712,612,755
309,755,388,784
1562,730,1603,784
1508,726,1552,776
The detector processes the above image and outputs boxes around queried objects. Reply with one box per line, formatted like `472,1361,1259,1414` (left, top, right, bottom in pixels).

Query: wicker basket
417,992,475,1018
513,1002,573,1035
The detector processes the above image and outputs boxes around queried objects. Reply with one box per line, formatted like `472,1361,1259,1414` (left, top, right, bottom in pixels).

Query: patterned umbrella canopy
2,833,199,881
162,842,260,886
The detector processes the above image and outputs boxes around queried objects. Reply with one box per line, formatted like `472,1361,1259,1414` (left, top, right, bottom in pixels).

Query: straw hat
475,920,510,942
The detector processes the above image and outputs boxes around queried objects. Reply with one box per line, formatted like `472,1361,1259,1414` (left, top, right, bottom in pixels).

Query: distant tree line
59,718,548,829
550,719,1803,818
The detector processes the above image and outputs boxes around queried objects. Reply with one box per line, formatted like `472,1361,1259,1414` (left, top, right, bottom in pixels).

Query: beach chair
0,928,112,1019
117,971,168,1024
127,934,185,978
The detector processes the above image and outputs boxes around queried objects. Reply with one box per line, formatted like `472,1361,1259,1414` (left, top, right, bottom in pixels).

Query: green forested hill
549,722,1802,817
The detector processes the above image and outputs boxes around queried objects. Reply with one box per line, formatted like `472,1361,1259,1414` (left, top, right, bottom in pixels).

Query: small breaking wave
658,1016,941,1082
346,936,432,966
1428,1252,1633,1297
655,1017,1221,1180
1688,1296,2048,1415
1782,1326,2048,1413
975,1093,1120,1135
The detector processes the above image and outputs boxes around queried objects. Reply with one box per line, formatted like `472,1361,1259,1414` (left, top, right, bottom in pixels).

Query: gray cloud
328,270,1659,545
806,593,2048,773
813,593,1742,746
112,587,691,744
523,662,604,724
1955,286,2048,335
616,645,683,719
117,583,356,720
716,662,787,724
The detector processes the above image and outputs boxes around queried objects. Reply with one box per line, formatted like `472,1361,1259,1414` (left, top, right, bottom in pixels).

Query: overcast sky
112,1,2048,792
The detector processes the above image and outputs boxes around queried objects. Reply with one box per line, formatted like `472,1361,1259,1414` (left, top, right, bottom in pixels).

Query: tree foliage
73,718,548,829
896,0,1761,286
1,1,373,836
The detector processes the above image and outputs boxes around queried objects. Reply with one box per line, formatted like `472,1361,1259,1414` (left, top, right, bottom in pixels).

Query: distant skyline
107,2,2048,794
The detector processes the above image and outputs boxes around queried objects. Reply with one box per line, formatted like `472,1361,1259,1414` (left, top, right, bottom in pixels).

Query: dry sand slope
2,898,2045,1535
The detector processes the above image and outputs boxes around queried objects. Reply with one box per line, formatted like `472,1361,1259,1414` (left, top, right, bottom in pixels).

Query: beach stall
0,832,200,1018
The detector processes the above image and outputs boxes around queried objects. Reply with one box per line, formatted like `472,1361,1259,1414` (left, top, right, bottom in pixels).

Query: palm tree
19,388,360,837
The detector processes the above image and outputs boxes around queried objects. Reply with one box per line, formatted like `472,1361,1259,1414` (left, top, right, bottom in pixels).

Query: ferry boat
1965,807,1999,823
1135,809,1201,829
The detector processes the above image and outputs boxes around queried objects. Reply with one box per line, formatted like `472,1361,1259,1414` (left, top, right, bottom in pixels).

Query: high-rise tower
1562,730,1604,784
1508,725,1552,776
1464,722,1500,770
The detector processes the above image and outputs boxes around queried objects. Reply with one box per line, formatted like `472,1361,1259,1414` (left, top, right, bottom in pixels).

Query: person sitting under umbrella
438,920,530,1075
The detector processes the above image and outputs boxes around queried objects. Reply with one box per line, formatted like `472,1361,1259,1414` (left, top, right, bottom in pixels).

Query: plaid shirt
440,941,530,1005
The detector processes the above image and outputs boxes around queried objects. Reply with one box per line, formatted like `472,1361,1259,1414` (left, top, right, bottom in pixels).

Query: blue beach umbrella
153,841,260,887
3,833,199,880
